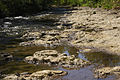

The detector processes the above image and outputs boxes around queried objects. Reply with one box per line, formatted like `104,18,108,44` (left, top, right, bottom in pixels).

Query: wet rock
20,30,62,47
25,56,35,64
4,22,12,25
34,50,58,57
0,52,13,65
57,25,64,29
20,39,61,47
22,32,42,40
14,16,29,20
94,66,120,79
25,50,90,68
3,74,18,80
3,70,67,80
30,70,67,78
79,49,92,53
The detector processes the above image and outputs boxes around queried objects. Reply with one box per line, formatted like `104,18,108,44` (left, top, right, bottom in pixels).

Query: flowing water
0,8,120,80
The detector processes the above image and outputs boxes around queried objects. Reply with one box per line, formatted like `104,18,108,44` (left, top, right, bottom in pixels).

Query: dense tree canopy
0,0,120,17
0,0,52,17
57,0,120,8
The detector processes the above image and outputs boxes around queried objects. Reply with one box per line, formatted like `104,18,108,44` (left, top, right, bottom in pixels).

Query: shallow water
0,8,120,80
59,65,116,80
0,44,120,80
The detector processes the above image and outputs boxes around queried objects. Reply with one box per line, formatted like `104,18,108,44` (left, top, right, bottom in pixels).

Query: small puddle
58,47,120,80
59,65,115,80
78,52,88,61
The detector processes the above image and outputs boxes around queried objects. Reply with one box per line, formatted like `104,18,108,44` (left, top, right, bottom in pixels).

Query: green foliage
0,0,120,17
54,0,120,9
0,1,9,17
0,0,52,17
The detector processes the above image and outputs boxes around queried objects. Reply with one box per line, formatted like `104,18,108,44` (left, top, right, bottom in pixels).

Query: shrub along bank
0,0,120,18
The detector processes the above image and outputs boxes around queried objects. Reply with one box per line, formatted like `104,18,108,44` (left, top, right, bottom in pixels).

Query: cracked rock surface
25,50,90,68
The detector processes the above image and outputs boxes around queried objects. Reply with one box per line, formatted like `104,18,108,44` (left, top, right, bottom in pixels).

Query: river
0,7,120,80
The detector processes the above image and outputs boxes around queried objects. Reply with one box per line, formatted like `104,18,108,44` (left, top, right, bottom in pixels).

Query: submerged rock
3,70,67,80
25,50,90,68
94,66,120,79
0,52,13,65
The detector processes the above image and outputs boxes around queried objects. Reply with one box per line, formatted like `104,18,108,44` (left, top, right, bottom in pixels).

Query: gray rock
3,70,67,80
94,66,120,78
25,50,90,68
0,52,13,63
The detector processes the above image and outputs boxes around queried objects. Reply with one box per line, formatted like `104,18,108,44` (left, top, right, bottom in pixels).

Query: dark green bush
0,0,52,17
0,0,120,17
55,0,120,9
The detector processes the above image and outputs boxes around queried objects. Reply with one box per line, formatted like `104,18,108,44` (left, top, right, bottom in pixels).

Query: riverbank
59,7,120,55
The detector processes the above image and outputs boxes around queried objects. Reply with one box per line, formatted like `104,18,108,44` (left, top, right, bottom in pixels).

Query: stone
3,70,67,80
94,66,120,78
4,22,12,25
3,74,18,80
34,50,58,57
24,56,34,63
25,50,90,68
0,52,13,64
80,49,92,53
20,30,61,47
22,32,42,40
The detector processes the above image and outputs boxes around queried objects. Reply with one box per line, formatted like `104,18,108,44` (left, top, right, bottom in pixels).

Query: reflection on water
59,65,115,80
84,52,120,67
57,46,120,67
0,45,52,75
0,61,52,74
78,53,88,61
0,43,120,76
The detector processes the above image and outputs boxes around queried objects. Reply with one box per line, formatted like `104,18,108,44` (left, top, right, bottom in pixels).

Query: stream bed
0,8,120,80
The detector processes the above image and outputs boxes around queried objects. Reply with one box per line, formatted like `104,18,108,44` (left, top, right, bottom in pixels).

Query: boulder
3,70,67,80
3,74,18,80
94,66,120,78
0,52,13,64
25,50,90,68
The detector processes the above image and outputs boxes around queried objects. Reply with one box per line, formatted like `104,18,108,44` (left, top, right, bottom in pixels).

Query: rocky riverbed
0,7,120,80
60,7,120,55
19,7,120,55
